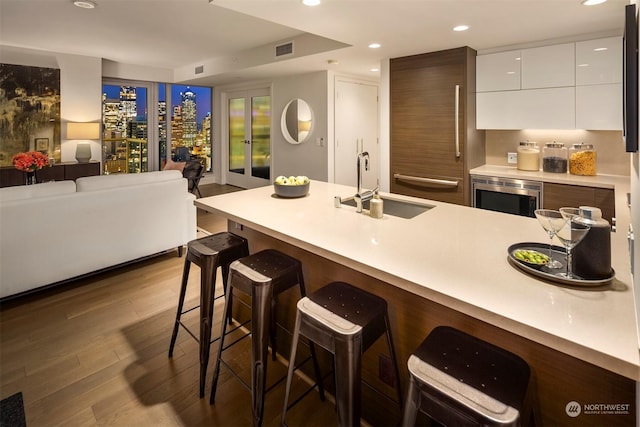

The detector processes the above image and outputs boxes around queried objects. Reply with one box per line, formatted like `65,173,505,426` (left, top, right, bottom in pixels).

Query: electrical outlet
507,152,518,164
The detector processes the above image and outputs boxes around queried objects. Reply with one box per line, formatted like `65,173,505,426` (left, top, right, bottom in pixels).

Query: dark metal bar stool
168,231,249,398
401,326,534,427
210,249,325,427
281,281,403,427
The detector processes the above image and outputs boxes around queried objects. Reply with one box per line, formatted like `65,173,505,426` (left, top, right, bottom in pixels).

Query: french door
225,88,271,188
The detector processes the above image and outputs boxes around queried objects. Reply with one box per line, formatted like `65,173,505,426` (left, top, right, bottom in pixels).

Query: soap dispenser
370,191,384,219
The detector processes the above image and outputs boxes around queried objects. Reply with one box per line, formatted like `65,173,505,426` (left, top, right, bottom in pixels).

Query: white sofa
0,170,197,299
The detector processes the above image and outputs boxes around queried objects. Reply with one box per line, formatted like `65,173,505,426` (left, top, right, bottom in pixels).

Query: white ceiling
0,0,630,86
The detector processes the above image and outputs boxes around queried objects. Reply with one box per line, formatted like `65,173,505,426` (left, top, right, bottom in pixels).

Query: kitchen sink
340,197,433,219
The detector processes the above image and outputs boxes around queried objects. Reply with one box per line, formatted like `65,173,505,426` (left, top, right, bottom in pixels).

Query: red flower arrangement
12,151,50,172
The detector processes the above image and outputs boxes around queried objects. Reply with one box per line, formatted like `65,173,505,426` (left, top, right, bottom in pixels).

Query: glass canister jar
542,142,568,173
569,143,597,176
517,141,540,171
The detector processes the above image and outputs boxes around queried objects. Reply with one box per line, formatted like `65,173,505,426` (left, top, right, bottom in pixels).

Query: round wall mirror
281,99,313,144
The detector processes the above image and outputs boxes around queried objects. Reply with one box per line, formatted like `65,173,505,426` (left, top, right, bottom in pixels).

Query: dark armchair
182,160,205,198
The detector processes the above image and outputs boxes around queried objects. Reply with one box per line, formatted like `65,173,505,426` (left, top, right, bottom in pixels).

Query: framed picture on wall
35,138,49,152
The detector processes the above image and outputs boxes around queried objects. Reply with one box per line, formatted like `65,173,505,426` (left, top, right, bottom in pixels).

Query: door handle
394,173,458,187
454,84,461,158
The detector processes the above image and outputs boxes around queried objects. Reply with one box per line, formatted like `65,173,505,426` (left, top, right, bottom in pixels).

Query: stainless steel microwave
471,175,542,218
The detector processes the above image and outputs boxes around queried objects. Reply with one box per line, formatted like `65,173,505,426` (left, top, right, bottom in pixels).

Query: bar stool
281,281,403,427
209,249,325,427
167,231,249,398
401,326,534,427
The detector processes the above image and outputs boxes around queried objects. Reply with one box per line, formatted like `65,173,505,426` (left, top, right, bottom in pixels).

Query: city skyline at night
102,84,212,126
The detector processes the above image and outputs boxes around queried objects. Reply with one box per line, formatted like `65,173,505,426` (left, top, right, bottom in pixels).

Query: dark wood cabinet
390,46,485,205
543,182,616,223
0,162,100,188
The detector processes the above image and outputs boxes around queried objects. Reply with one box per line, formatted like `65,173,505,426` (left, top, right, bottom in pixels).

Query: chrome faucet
357,151,369,196
333,151,378,213
354,151,378,213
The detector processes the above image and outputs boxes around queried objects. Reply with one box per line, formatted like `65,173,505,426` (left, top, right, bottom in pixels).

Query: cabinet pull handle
394,173,458,187
454,84,461,158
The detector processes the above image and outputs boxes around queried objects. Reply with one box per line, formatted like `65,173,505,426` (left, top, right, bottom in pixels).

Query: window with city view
102,83,212,174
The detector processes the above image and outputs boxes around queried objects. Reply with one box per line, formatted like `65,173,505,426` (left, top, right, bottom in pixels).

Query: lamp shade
67,122,100,140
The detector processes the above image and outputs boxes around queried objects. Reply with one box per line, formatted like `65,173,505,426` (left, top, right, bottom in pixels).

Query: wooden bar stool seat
401,326,534,427
168,231,249,398
282,281,403,427
210,249,325,427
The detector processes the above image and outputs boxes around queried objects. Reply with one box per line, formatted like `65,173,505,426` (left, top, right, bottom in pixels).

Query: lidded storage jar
517,141,540,171
542,142,568,173
569,143,597,176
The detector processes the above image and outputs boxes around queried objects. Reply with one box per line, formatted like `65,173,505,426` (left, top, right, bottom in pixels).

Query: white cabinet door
334,80,379,189
576,37,622,85
476,50,521,92
477,91,524,129
477,87,575,129
576,84,622,130
521,43,575,89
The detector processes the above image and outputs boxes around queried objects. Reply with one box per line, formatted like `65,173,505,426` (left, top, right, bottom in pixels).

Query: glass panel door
225,88,271,188
251,95,271,180
228,97,246,175
102,84,149,174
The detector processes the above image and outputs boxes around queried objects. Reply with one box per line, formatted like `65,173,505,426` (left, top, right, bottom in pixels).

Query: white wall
57,54,102,163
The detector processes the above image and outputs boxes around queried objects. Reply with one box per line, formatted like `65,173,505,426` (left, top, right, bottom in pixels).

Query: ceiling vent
275,41,294,58
194,65,204,74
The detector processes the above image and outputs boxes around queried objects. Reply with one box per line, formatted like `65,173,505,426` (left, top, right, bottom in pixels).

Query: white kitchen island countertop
195,179,638,381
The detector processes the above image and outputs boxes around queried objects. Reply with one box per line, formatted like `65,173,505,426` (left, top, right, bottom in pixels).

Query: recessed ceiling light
582,0,606,5
368,43,381,49
73,0,96,8
453,25,469,32
370,68,380,72
302,0,320,6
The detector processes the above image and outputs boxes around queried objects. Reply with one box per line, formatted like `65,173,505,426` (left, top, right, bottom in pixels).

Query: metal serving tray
507,242,615,287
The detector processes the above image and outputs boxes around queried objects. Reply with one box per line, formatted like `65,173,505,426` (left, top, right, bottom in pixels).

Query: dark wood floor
0,183,344,427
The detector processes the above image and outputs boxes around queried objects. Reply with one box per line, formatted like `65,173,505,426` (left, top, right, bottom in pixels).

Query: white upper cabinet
477,87,575,130
476,50,521,92
476,37,623,130
575,37,622,85
576,84,622,130
521,43,575,89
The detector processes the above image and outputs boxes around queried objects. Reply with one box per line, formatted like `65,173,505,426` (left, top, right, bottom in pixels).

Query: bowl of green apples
274,175,310,198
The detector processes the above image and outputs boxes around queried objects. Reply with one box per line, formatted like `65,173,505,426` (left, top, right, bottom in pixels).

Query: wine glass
554,218,590,279
533,209,565,269
559,207,581,221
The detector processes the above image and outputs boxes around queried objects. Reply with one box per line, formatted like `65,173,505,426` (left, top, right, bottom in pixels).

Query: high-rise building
181,88,197,147
119,87,137,138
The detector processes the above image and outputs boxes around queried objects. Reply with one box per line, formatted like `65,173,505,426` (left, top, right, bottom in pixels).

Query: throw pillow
163,158,186,173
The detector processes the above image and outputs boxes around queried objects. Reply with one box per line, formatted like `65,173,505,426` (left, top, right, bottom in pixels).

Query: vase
25,171,36,185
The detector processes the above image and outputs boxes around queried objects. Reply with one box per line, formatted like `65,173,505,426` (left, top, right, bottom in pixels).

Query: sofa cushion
0,181,76,202
76,170,182,192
